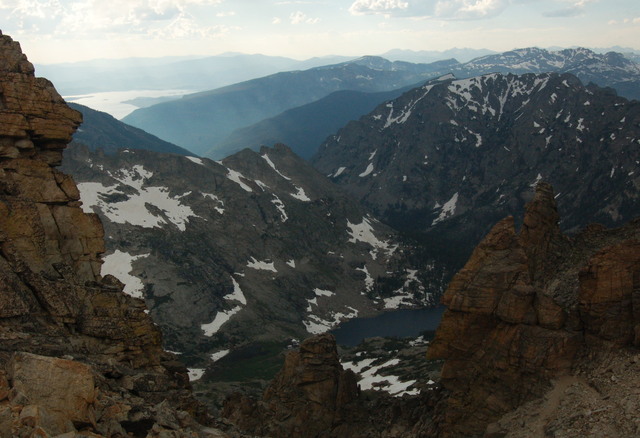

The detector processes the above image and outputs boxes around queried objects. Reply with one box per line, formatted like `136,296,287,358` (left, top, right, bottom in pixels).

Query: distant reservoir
330,306,446,347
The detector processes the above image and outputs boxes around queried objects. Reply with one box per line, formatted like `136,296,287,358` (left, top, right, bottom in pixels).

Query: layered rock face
0,31,218,437
428,182,640,436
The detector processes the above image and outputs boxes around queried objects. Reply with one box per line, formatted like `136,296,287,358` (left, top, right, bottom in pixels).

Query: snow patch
187,369,205,381
210,350,230,362
77,165,197,231
271,194,288,222
432,193,459,225
225,277,247,305
342,358,418,397
333,167,347,178
101,250,149,299
186,156,205,166
291,186,311,202
303,306,359,335
226,168,253,192
202,193,225,214
356,265,374,293
383,269,423,309
201,306,242,336
261,153,292,180
347,218,395,258
314,288,335,297
359,163,374,178
247,257,277,272
530,173,543,187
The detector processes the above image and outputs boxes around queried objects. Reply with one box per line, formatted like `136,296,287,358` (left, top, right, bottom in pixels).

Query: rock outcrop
223,334,360,437
427,182,640,437
223,334,440,438
0,31,220,437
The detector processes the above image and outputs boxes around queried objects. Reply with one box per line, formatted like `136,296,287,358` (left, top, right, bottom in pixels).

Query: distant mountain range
122,57,456,157
70,103,193,156
36,53,356,95
380,47,496,63
455,47,640,101
213,87,416,160
312,72,640,268
120,47,640,159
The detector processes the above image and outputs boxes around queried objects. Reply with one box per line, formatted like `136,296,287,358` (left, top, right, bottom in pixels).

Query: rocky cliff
0,31,222,437
427,182,640,437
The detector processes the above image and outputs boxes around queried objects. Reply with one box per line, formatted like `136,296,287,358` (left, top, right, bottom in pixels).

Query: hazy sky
1,0,638,64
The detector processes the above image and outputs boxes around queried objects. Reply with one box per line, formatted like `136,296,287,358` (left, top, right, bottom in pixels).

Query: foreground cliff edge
0,31,227,437
427,182,640,437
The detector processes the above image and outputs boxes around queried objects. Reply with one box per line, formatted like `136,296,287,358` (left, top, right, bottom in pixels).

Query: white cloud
289,10,320,24
349,0,508,20
348,0,601,21
1,0,226,36
542,0,597,18
434,0,509,20
349,0,409,15
272,16,282,24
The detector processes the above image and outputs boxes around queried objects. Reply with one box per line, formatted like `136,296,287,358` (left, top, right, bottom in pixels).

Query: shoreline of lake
330,306,446,347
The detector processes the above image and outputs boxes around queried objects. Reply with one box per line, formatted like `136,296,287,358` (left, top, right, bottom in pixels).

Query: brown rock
9,352,96,432
443,216,530,316
0,31,212,437
428,181,640,437
578,240,640,345
224,334,360,437
427,183,582,437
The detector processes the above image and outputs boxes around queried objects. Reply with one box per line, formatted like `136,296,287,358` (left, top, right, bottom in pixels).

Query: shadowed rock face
427,182,640,437
223,334,360,437
0,31,219,437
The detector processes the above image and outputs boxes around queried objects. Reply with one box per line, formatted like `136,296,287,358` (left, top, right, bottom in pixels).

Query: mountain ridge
312,71,640,270
122,57,458,157
70,102,194,156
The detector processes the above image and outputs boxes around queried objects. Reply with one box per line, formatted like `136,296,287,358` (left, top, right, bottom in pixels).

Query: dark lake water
330,306,446,347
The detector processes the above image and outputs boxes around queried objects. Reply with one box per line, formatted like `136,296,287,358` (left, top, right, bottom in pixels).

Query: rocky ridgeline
0,31,225,437
313,72,640,273
427,182,640,437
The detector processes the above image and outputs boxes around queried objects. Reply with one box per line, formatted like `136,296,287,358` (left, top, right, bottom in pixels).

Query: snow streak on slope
201,274,248,336
384,84,434,129
262,153,291,180
226,168,253,192
432,192,459,225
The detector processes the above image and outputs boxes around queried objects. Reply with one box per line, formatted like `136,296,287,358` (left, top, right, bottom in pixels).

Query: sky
0,0,639,64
